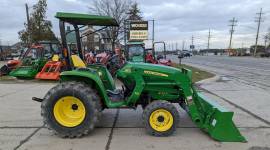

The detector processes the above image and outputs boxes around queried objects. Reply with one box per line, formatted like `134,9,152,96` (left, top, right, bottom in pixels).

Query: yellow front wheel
143,101,179,136
149,109,174,132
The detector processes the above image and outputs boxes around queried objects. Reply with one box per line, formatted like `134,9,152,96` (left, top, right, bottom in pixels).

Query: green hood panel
121,62,190,80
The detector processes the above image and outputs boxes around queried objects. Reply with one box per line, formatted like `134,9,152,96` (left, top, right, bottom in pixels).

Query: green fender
60,70,115,107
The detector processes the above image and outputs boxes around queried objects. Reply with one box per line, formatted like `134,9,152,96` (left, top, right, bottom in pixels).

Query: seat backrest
71,55,86,68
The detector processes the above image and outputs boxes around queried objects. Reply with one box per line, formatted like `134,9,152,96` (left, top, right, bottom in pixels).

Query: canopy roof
55,12,119,26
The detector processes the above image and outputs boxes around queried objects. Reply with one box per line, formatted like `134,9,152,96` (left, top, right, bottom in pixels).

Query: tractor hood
119,62,192,81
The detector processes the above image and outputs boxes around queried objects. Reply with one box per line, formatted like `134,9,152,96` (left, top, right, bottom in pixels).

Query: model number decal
144,70,168,77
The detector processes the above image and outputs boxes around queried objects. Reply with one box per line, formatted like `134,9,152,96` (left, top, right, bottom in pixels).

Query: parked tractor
8,44,49,79
126,41,145,62
1,41,60,77
153,41,172,66
127,41,172,66
33,12,246,142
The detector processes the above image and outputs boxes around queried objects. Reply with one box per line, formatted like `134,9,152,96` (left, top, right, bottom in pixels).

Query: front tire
142,101,179,136
41,81,101,138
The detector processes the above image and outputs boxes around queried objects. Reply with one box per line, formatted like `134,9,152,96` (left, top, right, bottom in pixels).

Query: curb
196,74,220,84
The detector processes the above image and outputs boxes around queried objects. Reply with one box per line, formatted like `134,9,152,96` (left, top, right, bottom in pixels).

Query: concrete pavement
0,81,270,150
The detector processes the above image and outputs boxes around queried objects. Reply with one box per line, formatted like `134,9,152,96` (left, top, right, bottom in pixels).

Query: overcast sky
0,0,270,49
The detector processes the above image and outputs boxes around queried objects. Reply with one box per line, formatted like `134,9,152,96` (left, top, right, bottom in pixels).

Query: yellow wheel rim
149,109,174,132
53,96,86,127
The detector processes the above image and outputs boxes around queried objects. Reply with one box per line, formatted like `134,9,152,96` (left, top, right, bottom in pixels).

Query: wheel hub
157,116,164,122
53,96,86,127
71,104,78,111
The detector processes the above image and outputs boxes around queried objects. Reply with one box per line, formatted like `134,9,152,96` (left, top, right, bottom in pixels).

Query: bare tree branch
88,0,132,48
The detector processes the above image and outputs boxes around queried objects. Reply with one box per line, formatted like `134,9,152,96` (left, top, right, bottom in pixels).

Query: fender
60,69,112,107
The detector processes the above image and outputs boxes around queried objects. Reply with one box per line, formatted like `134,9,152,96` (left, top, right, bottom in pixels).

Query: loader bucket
187,91,247,142
9,66,39,79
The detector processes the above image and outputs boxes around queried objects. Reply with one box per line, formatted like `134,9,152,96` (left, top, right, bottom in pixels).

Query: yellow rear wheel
53,96,86,127
41,81,101,138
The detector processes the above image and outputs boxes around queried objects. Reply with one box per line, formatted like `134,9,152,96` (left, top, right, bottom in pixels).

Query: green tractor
34,12,246,142
126,41,145,62
9,44,48,79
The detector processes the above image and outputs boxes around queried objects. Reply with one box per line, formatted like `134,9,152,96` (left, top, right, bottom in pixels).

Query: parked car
182,50,192,57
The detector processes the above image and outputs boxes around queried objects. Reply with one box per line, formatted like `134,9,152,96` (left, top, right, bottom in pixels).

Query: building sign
130,21,148,30
129,21,148,40
129,30,148,40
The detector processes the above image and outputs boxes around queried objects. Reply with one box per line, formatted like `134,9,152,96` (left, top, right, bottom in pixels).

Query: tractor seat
107,89,124,102
107,89,122,95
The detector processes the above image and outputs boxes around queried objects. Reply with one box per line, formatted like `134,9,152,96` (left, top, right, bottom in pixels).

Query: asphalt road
169,55,270,91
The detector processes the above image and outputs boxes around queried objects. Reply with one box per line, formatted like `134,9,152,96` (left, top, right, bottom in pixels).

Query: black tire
142,100,179,136
41,81,102,138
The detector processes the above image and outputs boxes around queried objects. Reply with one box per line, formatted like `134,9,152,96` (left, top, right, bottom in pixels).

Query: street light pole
25,3,31,47
152,20,155,46
254,8,264,56
207,28,211,50
228,17,237,49
182,40,185,51
264,35,268,51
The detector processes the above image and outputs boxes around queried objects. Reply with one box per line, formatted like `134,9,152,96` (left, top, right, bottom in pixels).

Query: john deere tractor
34,12,246,142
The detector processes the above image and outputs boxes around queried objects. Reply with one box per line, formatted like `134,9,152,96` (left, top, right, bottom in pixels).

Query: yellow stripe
144,70,168,77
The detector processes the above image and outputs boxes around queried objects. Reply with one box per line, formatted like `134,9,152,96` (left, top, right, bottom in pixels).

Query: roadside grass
0,75,58,84
172,63,215,83
0,75,16,81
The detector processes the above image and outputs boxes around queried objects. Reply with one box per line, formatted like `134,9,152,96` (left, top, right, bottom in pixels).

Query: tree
18,0,57,46
250,45,265,54
89,0,132,48
267,28,270,48
127,2,142,21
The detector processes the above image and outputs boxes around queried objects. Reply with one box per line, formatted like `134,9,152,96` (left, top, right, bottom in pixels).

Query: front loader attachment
35,61,62,80
9,66,39,79
183,88,246,142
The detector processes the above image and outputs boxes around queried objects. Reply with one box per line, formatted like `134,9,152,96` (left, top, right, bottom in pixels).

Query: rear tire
142,100,179,136
41,81,101,138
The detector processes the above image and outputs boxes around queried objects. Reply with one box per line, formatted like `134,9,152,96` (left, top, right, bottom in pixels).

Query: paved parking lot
1,57,270,150
0,80,270,150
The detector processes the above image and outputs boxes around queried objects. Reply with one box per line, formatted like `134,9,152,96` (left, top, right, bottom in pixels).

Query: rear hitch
32,97,43,102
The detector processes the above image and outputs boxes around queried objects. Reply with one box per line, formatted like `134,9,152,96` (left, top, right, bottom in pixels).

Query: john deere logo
124,68,131,73
144,70,168,77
